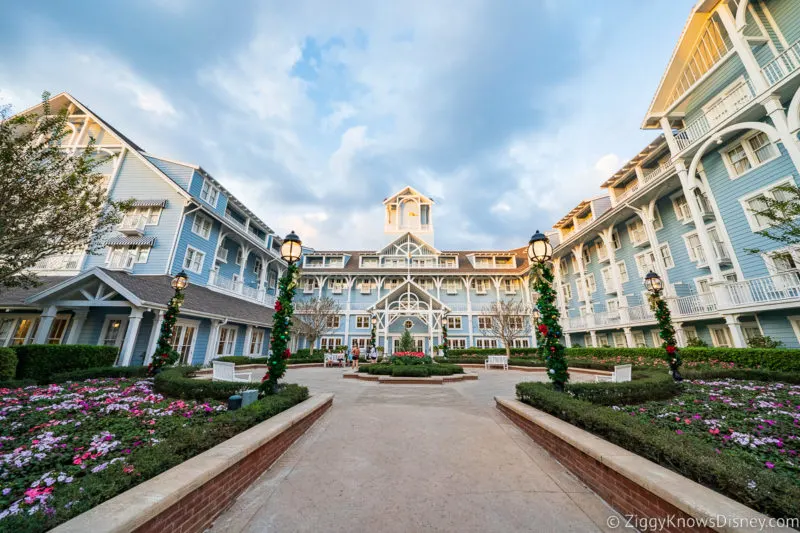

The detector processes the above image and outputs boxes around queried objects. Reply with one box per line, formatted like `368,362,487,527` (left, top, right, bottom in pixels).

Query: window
358,280,373,294
417,278,434,290
503,278,518,294
601,267,614,293
672,194,691,222
253,258,263,275
611,231,621,250
250,329,265,355
329,278,345,294
612,331,627,347
136,247,150,264
739,317,762,342
171,322,197,364
100,318,127,347
191,214,212,239
183,247,205,273
652,207,663,231
320,337,342,350
445,279,459,294
560,283,572,301
235,248,244,266
627,219,647,246
607,298,619,312
740,178,797,232
351,337,369,350
582,246,592,265
472,279,489,294
446,316,462,329
683,326,699,341
659,243,674,269
47,317,70,345
217,326,237,356
727,144,751,176
748,132,776,164
449,338,466,349
584,334,593,347
200,178,219,206
684,232,705,263
597,335,610,347
651,330,662,347
475,338,498,348
303,278,319,294
632,330,646,348
356,316,371,329
326,315,341,329
513,338,530,348
0,319,16,346
508,316,525,329
584,273,597,294
617,260,629,283
478,316,492,329
634,250,657,277
724,132,778,178
709,326,733,347
361,256,379,268
384,278,402,290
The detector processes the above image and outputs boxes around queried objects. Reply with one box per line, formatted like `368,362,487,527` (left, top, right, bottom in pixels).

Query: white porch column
589,330,598,348
65,310,89,345
623,327,634,348
242,326,254,356
717,4,769,94
118,307,144,366
144,310,165,365
724,315,747,348
564,333,572,348
631,201,672,293
33,305,58,344
204,320,223,364
674,323,687,348
762,95,800,171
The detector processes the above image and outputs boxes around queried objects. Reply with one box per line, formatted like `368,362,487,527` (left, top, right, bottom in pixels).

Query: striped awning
131,199,168,208
105,236,156,247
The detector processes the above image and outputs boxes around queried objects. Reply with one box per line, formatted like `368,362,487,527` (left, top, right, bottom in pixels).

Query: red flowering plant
390,352,432,365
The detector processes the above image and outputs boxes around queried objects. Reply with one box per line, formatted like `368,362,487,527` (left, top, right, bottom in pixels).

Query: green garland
148,290,183,375
530,262,569,391
260,263,298,395
648,291,683,381
441,320,449,358
371,320,377,349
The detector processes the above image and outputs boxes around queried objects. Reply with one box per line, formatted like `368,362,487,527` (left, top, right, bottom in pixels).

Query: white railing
348,303,373,311
762,39,800,86
216,247,229,262
107,252,136,272
712,240,731,263
208,270,276,307
675,79,755,151
614,183,639,204
672,292,718,316
641,161,674,184
30,254,83,272
118,214,147,234
594,310,621,327
224,213,248,232
628,303,654,322
725,270,800,307
566,316,587,330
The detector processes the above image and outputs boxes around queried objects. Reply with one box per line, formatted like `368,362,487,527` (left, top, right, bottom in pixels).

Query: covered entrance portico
369,279,450,355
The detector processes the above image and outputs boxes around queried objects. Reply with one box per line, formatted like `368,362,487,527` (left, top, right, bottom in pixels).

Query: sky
0,0,696,252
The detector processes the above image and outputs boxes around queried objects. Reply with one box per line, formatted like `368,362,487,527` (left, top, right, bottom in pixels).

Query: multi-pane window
632,330,647,348
684,233,705,263
472,279,489,294
351,338,369,350
560,283,572,301
617,260,629,283
584,273,597,294
250,329,265,355
171,323,197,364
584,334,593,347
601,267,613,293
329,278,345,294
748,132,776,164
446,316,462,329
326,316,341,329
611,231,621,250
0,319,15,346
727,144,751,175
710,326,733,347
384,278,402,290
740,317,761,342
634,250,657,277
184,247,205,273
477,316,492,329
445,279,460,294
512,338,530,348
47,317,70,345
320,337,342,350
191,214,213,239
741,179,796,232
200,179,220,206
235,249,244,266
627,219,647,245
102,319,126,347
358,280,374,294
503,279,518,294
303,278,319,294
356,316,371,328
725,132,777,178
582,246,592,265
659,244,674,269
475,338,498,348
217,327,237,356
449,338,466,349
612,331,627,348
253,258,263,275
683,326,699,341
597,335,610,347
673,194,691,222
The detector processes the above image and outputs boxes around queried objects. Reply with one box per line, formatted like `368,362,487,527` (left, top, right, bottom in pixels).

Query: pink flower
675,430,683,435
709,428,720,435
765,462,775,469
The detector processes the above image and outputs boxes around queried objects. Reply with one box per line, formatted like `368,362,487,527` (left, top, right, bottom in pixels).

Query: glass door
171,323,198,364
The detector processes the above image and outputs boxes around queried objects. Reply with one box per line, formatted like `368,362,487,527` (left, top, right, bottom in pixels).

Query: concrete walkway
212,368,621,533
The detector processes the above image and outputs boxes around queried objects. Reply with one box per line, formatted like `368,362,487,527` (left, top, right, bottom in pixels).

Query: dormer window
305,256,324,267
439,256,456,267
475,257,492,267
361,256,379,268
200,178,220,207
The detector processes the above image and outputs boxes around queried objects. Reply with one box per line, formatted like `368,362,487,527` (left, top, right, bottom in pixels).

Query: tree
294,296,341,354
479,299,532,357
0,92,128,289
745,183,800,251
398,328,415,352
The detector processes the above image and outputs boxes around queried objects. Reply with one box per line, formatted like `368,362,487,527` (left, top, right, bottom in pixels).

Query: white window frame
611,231,622,250
446,316,462,329
249,329,265,355
626,218,648,247
659,243,675,269
695,275,713,294
449,338,466,349
739,176,797,232
477,316,492,330
445,279,459,295
634,249,658,277
253,258,263,275
617,260,629,283
597,335,610,347
651,330,662,347
472,278,489,294
475,338,498,349
355,315,371,329
632,330,647,348
709,325,733,347
512,338,530,348
183,246,206,274
683,326,699,341
358,280,374,294
561,282,572,301
326,315,341,329
601,267,614,294
721,129,779,180
217,326,238,356
200,178,220,207
351,337,369,350
320,337,343,350
582,246,592,266
671,192,692,224
612,331,627,348
583,334,592,347
191,214,213,240
172,319,200,365
98,315,129,348
503,278,518,295
652,206,663,231
0,318,18,346
584,273,597,294
46,316,71,345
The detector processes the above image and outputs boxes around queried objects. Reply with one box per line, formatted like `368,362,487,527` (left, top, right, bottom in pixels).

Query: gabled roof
383,186,435,205
368,279,449,312
377,232,440,255
601,135,667,188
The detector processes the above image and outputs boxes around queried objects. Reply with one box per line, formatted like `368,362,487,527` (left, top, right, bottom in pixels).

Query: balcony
216,247,229,263
724,270,800,308
30,254,83,272
671,292,718,317
118,214,147,236
627,303,654,322
594,310,621,327
641,161,674,184
565,315,587,331
614,183,639,204
674,79,755,151
762,39,800,87
208,270,276,307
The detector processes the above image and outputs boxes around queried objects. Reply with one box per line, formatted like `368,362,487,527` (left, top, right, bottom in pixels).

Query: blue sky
0,0,695,251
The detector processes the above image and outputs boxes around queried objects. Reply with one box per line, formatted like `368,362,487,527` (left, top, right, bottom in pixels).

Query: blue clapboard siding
170,211,222,284
143,156,195,190
683,55,747,127
768,0,800,45
188,171,229,217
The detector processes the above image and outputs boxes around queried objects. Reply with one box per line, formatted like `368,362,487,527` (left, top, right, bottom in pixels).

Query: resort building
553,0,800,349
0,93,287,365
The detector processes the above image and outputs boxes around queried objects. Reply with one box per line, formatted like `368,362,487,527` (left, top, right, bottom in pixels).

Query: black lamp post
261,231,303,395
645,270,682,381
527,230,568,391
149,270,189,375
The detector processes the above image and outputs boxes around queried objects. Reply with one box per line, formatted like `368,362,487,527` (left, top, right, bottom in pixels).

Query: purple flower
675,430,683,435
765,461,775,469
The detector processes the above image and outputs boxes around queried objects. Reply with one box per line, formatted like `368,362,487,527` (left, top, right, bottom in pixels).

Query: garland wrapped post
260,263,299,395
148,283,184,375
648,290,683,382
370,316,377,349
530,262,569,391
441,317,449,359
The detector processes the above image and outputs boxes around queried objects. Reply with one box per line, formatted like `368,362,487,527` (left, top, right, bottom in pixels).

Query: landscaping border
51,393,333,533
495,397,791,533
343,373,478,384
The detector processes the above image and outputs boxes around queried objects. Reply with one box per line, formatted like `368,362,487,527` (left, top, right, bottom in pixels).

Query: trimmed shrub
681,367,800,385
515,382,800,519
13,345,118,383
50,366,149,383
366,364,394,375
392,366,429,377
0,378,37,389
426,364,464,376
154,366,252,401
563,371,681,406
0,347,17,381
447,347,539,357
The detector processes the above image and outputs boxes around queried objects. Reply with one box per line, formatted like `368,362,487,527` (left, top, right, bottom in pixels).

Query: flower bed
616,378,800,480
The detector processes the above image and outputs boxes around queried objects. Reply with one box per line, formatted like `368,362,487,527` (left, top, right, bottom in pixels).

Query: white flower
548,369,555,374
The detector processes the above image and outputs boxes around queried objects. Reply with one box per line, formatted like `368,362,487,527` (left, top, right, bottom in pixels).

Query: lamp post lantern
527,230,553,264
645,270,682,382
261,231,303,395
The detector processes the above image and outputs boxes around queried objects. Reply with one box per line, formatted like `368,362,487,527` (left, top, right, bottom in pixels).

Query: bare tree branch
479,299,532,357
294,297,342,354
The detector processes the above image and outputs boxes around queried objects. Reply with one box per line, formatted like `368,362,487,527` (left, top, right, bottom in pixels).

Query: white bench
485,355,509,370
324,353,343,367
594,364,632,383
212,361,252,382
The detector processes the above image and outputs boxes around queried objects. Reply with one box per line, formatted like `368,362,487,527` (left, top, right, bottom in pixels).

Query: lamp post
370,315,378,350
527,230,569,391
149,270,189,375
645,270,682,381
531,307,541,347
261,231,303,395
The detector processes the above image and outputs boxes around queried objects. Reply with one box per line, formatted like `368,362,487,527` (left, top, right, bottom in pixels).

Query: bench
485,355,509,370
324,353,343,367
212,360,252,382
594,364,632,383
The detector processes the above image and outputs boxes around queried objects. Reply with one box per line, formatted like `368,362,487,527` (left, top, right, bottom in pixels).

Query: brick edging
53,395,333,533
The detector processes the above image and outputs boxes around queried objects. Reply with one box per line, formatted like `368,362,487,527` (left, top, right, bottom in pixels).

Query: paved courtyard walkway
212,368,621,533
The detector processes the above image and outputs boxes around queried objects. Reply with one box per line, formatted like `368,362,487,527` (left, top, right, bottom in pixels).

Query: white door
171,323,198,364
100,318,129,348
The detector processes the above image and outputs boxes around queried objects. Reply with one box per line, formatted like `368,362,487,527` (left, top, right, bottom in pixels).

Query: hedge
363,363,464,377
438,356,616,371
154,366,252,401
215,355,325,365
563,371,681,406
0,347,17,381
680,367,800,385
515,382,800,519
0,378,37,389
13,345,119,383
3,384,309,533
50,366,149,384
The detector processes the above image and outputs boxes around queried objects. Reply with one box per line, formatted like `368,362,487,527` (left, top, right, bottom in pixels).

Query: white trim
216,325,238,356
670,191,693,224
191,213,213,240
658,242,675,269
98,315,130,348
200,178,220,208
183,246,206,274
738,176,797,232
721,129,780,180
788,315,800,345
708,324,733,347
